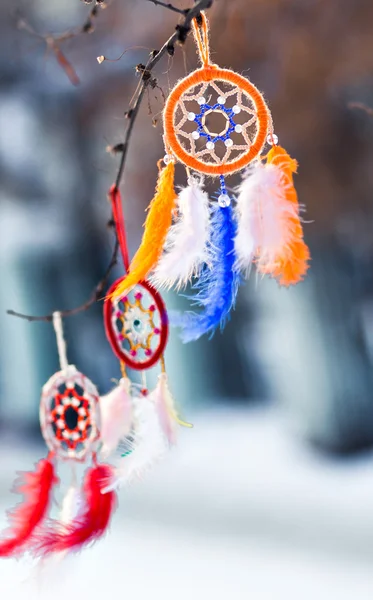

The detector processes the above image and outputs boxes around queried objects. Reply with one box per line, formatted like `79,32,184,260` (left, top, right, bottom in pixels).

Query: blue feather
170,203,240,342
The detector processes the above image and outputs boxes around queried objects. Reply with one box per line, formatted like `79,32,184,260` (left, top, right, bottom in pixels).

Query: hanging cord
109,185,130,273
141,371,148,394
52,311,69,373
120,361,127,379
192,11,211,66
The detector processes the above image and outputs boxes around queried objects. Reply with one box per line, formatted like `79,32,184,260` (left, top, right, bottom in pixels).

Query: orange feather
257,145,310,286
110,161,177,299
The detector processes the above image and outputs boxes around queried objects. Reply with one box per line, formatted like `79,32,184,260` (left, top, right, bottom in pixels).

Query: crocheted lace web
173,80,258,166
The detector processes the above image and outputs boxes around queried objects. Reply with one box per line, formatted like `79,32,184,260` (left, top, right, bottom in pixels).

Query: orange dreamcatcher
110,12,310,342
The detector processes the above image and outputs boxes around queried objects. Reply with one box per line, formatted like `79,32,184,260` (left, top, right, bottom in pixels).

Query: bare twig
97,46,151,64
17,3,104,85
8,0,213,323
7,239,119,322
114,0,213,188
147,0,189,16
48,39,81,86
348,102,373,117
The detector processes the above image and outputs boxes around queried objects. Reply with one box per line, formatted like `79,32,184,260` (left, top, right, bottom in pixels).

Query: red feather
36,464,117,555
0,458,57,557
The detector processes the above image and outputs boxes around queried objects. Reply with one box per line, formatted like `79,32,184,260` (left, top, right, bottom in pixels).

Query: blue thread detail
192,102,237,145
217,175,231,208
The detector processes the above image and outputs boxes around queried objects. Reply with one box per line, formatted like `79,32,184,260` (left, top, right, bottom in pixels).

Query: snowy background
1,0,373,598
2,409,373,599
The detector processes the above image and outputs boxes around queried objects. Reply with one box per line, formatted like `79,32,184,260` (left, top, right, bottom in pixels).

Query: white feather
235,162,299,273
151,178,210,290
101,395,167,493
149,373,193,446
54,476,85,561
59,485,84,528
99,377,133,459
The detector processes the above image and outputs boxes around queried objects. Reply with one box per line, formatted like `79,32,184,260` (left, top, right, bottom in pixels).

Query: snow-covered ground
1,406,373,599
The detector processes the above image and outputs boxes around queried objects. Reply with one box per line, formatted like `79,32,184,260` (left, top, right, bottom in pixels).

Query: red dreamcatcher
99,185,192,493
0,312,117,558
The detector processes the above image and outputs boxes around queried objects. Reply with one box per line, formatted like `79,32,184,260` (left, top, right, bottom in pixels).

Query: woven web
111,285,163,365
41,370,99,460
174,80,258,165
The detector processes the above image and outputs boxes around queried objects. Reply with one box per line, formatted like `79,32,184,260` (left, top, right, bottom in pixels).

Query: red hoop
104,279,168,370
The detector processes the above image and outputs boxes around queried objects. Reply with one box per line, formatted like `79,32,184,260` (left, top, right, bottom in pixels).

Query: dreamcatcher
110,12,310,342
101,185,192,492
0,313,117,558
0,158,192,565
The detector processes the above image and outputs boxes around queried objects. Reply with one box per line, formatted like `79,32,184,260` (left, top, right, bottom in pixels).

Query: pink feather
35,464,116,555
99,377,133,458
150,374,177,445
0,458,57,557
149,373,192,446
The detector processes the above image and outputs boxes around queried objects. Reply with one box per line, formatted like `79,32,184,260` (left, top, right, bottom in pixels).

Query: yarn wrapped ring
104,278,168,370
163,65,271,176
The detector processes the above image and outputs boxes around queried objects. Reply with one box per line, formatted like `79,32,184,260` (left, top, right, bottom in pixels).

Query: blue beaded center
192,102,237,145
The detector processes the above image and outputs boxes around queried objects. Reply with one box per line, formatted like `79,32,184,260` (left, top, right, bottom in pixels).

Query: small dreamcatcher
104,278,168,371
110,12,310,342
0,313,117,558
101,185,192,493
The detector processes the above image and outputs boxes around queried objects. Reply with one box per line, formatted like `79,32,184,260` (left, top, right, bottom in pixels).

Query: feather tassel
261,145,310,285
59,468,83,530
149,372,192,445
151,177,210,290
170,204,240,342
59,485,84,530
99,377,133,459
35,464,117,555
101,395,167,493
0,458,57,557
110,161,177,299
46,474,85,564
234,160,263,273
235,146,310,285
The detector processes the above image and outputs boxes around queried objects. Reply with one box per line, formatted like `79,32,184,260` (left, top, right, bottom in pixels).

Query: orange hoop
163,65,271,177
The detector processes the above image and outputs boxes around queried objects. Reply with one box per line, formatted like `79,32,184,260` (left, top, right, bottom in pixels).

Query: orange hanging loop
192,12,211,67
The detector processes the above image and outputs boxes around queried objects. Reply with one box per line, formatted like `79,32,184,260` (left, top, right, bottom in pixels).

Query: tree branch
17,3,104,85
147,0,189,16
114,0,213,189
8,0,213,323
348,102,373,117
7,239,119,322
